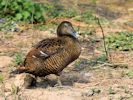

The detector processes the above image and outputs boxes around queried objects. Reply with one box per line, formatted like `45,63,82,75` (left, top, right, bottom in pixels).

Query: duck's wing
30,38,65,60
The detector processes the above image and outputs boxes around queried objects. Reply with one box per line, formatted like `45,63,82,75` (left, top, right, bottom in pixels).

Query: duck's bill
72,32,78,38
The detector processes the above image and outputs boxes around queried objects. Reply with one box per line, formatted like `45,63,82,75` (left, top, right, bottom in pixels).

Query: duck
16,21,81,86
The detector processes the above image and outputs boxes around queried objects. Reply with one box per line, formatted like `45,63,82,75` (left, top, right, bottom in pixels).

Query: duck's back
22,36,81,76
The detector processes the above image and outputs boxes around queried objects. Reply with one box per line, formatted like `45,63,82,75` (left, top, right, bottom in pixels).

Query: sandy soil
0,0,133,100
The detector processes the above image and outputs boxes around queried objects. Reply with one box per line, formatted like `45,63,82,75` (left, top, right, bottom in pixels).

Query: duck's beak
72,32,78,38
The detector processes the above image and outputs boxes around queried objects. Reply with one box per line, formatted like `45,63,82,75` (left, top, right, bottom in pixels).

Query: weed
43,3,77,19
99,17,111,25
11,83,19,100
82,88,101,97
0,0,45,23
109,87,117,95
73,15,82,21
43,3,64,18
91,88,101,94
119,96,130,100
0,74,6,99
106,31,133,51
0,74,4,83
126,70,133,78
4,32,13,39
81,29,95,36
59,9,78,18
12,52,24,66
91,0,97,5
33,24,47,31
81,11,96,24
11,84,18,94
95,54,108,62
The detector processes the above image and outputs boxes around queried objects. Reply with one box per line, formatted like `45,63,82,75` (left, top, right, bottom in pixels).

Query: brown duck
16,21,81,85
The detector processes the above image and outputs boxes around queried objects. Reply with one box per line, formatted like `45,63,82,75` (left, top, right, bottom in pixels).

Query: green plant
126,70,133,78
13,52,24,66
4,32,14,39
11,83,19,100
99,17,110,25
33,24,47,31
11,84,18,94
43,3,64,18
109,87,116,95
0,74,4,83
59,9,78,18
91,0,97,5
0,74,6,99
81,29,95,36
106,31,133,51
0,0,45,23
95,54,108,62
91,88,101,94
81,11,96,24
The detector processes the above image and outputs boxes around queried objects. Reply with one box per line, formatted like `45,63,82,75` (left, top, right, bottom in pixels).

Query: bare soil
0,0,133,100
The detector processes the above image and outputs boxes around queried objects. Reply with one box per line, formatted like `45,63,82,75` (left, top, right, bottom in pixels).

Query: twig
96,17,108,60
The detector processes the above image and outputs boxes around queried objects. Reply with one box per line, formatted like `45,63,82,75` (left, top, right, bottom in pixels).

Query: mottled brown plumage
17,21,81,85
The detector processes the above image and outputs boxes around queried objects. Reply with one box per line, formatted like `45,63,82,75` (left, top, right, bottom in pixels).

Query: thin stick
96,17,108,60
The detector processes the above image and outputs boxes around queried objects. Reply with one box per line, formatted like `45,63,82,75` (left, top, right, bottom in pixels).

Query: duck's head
57,21,78,38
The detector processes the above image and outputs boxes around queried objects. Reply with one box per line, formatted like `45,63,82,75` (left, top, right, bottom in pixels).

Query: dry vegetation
0,0,133,100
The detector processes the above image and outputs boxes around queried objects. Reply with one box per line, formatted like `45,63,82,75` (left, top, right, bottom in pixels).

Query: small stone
5,92,11,97
82,89,94,97
14,73,36,89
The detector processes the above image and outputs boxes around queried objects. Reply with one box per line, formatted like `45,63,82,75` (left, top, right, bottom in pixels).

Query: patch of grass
4,32,14,39
11,83,19,100
12,52,24,66
106,31,133,51
74,11,110,26
80,11,96,24
91,0,97,4
126,70,133,78
59,9,78,18
109,87,117,95
0,0,45,23
43,3,64,18
82,88,101,97
81,29,96,36
91,88,101,94
33,24,47,31
0,74,6,99
0,74,4,83
43,3,78,19
0,19,15,32
95,54,108,62
11,84,18,94
75,54,108,70
99,17,111,25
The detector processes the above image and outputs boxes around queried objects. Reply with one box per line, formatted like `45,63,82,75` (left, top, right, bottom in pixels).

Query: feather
16,21,81,80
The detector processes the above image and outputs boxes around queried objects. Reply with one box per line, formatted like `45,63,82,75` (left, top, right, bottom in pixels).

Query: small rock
77,72,92,83
0,18,5,23
82,89,94,97
5,92,11,97
45,74,57,81
82,88,101,97
14,73,36,89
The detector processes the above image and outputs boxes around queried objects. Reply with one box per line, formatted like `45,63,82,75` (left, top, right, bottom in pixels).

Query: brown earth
0,0,133,100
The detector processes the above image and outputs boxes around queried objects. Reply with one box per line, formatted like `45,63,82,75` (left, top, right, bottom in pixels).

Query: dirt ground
0,0,133,100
